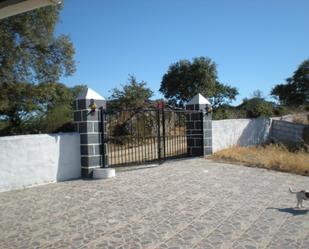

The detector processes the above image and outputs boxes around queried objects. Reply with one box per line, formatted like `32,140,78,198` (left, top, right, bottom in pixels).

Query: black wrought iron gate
102,108,188,167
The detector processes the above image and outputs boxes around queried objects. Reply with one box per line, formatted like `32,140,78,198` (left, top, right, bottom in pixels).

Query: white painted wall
0,133,81,192
212,118,272,152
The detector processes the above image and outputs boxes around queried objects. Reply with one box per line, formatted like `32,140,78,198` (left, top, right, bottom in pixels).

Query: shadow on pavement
267,207,308,216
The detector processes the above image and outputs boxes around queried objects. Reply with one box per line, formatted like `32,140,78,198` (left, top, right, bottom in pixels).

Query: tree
36,83,85,133
159,57,238,107
109,75,153,110
0,82,86,135
0,3,77,135
0,82,40,134
271,59,309,106
238,91,274,118
212,104,245,120
0,4,75,84
251,89,264,99
108,75,154,138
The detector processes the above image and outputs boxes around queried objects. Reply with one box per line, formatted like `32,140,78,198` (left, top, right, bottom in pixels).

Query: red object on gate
156,101,165,109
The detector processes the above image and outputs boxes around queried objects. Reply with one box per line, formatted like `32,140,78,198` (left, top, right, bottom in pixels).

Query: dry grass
292,115,309,125
289,113,309,125
211,144,309,176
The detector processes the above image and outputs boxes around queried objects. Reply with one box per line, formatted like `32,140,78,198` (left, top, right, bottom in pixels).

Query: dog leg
297,199,301,208
299,199,303,208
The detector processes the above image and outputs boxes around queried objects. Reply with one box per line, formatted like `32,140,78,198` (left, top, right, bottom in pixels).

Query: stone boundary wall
212,118,272,153
0,133,81,192
270,120,308,144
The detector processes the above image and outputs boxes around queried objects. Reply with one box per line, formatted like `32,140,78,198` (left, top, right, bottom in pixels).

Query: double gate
102,108,189,167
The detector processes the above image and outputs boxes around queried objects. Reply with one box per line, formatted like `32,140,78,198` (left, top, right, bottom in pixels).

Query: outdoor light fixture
206,105,213,114
89,99,97,114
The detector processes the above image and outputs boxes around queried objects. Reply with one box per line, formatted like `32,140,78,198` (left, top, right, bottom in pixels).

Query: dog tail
289,186,297,194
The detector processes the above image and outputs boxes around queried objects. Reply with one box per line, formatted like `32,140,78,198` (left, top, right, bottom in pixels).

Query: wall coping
186,93,211,105
0,132,80,141
270,118,309,128
213,117,270,122
76,88,105,100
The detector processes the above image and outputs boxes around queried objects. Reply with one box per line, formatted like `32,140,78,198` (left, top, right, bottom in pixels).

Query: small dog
289,186,309,208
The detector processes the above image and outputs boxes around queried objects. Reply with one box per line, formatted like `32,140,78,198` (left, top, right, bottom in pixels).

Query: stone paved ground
0,158,309,249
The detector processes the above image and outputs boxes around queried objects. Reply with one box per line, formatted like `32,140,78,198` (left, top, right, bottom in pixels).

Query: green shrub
238,98,273,118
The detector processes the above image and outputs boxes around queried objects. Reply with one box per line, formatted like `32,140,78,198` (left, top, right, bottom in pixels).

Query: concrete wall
270,120,308,144
212,118,272,152
0,133,81,192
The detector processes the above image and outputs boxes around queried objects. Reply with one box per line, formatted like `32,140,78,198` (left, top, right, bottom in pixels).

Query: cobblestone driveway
1,158,309,249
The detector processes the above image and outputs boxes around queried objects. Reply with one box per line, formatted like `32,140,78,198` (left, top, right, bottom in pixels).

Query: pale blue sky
56,0,309,104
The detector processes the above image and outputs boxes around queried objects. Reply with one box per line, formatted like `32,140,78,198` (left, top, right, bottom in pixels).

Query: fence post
73,88,106,178
185,93,213,156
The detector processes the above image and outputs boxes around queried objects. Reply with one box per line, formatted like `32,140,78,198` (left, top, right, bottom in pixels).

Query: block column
185,93,213,156
73,88,106,178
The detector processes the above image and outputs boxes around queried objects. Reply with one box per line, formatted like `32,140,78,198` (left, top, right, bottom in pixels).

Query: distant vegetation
158,57,308,121
213,59,309,120
211,95,307,120
212,93,276,120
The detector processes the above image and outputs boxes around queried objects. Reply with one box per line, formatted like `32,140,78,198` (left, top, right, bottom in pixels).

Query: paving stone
0,158,308,249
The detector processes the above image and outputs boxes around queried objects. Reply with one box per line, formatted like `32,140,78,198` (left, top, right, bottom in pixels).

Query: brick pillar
185,93,212,156
73,88,106,178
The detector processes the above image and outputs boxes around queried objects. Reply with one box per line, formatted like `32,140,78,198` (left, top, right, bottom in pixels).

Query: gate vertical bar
157,109,161,162
162,110,166,160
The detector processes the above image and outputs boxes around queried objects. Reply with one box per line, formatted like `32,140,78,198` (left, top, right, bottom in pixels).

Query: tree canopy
159,57,238,107
0,82,86,135
109,75,153,110
0,4,75,84
0,4,79,135
271,59,309,106
107,75,154,138
239,97,274,118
